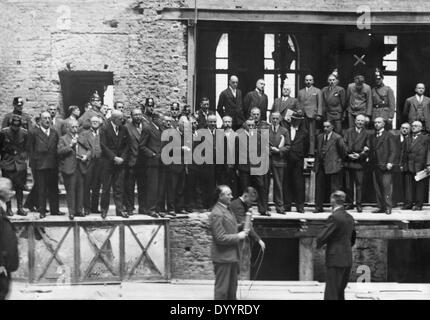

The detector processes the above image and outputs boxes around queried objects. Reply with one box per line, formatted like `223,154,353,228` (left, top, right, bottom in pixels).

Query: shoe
297,208,305,213
401,205,413,210
16,208,28,216
185,208,193,213
92,209,102,214
75,212,85,217
118,211,129,218
69,214,74,220
284,206,292,212
158,212,166,218
276,210,284,214
386,209,392,215
147,211,159,218
51,211,66,216
356,205,363,213
84,209,91,216
40,212,46,219
413,206,423,211
168,211,177,217
313,208,324,213
260,212,271,217
24,206,37,212
101,210,108,219
372,208,385,214
197,208,206,213
6,208,13,216
127,211,135,216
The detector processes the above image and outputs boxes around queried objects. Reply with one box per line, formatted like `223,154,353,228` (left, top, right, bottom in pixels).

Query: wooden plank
187,21,196,110
299,238,314,281
73,224,80,283
165,220,171,281
28,224,36,284
119,223,125,281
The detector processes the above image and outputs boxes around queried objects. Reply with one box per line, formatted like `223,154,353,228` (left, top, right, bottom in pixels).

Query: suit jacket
368,130,396,170
99,121,129,166
403,96,430,131
346,82,373,117
51,115,63,134
2,112,33,131
196,109,211,129
315,132,346,174
271,97,299,128
371,85,395,120
405,133,430,173
139,120,163,167
321,85,346,121
0,127,28,171
229,198,260,243
210,202,240,264
57,133,91,175
217,88,245,128
285,124,309,163
392,133,409,172
343,127,369,169
79,129,102,160
316,207,356,267
28,127,59,170
0,207,19,271
164,128,186,174
298,86,323,119
269,125,290,167
125,122,143,167
243,90,268,121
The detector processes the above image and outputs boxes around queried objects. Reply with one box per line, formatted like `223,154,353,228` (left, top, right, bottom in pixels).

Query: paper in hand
415,170,429,181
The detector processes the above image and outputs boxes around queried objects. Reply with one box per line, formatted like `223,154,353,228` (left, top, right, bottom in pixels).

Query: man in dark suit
48,106,63,134
217,75,245,130
269,112,290,213
0,115,28,216
321,71,346,134
124,108,145,215
271,85,299,128
314,121,346,213
0,178,19,300
369,117,396,214
57,119,91,220
394,123,411,209
27,111,63,218
81,116,103,215
170,102,181,128
196,97,212,129
139,109,165,218
343,114,369,212
23,115,40,212
284,111,308,213
298,75,323,155
210,185,248,300
243,79,268,121
317,190,356,300
346,74,372,129
403,83,430,133
403,121,430,210
99,110,129,219
1,97,32,131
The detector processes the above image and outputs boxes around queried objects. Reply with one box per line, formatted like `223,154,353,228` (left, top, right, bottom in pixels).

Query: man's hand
0,266,7,277
113,156,124,165
70,138,77,147
258,240,266,251
363,146,370,152
387,163,393,170
237,231,248,240
271,146,280,153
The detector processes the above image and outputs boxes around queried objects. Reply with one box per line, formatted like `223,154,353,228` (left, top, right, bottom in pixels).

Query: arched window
215,33,229,107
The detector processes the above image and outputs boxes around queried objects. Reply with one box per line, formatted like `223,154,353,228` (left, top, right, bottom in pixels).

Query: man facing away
317,190,356,300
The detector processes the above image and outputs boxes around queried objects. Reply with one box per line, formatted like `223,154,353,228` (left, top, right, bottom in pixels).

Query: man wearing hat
2,97,33,130
372,68,395,130
321,70,346,135
60,105,81,136
0,115,29,216
283,110,309,213
346,74,372,129
78,91,107,130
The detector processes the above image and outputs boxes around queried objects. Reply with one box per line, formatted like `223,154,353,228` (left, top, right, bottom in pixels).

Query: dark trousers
124,165,145,213
284,159,305,210
62,170,84,215
100,163,125,213
217,166,238,197
2,169,26,209
324,266,351,300
345,168,364,206
405,171,425,207
239,171,269,214
84,158,103,212
143,165,165,213
35,168,60,215
271,165,285,212
0,273,10,300
166,169,185,212
306,118,317,155
315,170,342,209
184,170,204,211
373,168,393,210
199,165,216,209
213,262,239,300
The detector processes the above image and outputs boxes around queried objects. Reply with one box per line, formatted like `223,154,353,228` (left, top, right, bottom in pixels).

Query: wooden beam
187,20,196,111
299,238,314,281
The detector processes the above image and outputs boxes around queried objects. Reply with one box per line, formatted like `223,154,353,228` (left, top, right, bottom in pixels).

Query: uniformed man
321,70,346,134
346,74,372,129
1,97,33,130
78,91,107,130
0,115,28,216
371,68,395,130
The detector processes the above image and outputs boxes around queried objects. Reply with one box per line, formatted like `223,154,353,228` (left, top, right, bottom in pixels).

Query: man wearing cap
2,97,33,130
346,74,372,129
0,115,29,216
284,110,308,213
403,83,430,133
217,75,245,130
60,105,81,136
271,85,300,129
48,106,64,134
372,69,395,130
244,79,269,121
79,91,107,130
322,71,346,135
170,102,182,128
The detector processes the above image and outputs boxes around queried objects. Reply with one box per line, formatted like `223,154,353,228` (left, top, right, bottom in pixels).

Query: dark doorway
387,239,430,283
251,238,299,280
59,71,113,116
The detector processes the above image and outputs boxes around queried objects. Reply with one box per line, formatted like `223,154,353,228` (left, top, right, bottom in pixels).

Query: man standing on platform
0,115,29,216
271,85,299,128
394,123,411,209
346,74,372,129
298,74,323,155
369,117,396,215
317,190,356,300
196,97,212,129
322,70,346,134
403,83,430,133
343,114,369,212
210,185,248,300
79,91,107,130
217,75,245,130
244,79,268,121
314,121,346,213
403,121,429,211
371,69,395,130
2,97,32,130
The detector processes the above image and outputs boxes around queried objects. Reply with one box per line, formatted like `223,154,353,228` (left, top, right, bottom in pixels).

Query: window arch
215,33,229,107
